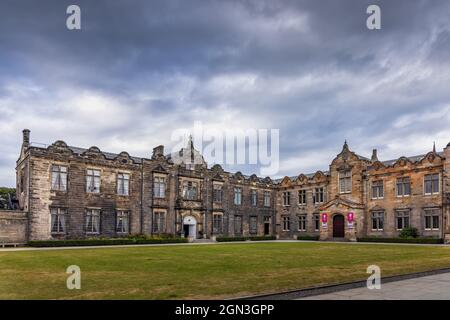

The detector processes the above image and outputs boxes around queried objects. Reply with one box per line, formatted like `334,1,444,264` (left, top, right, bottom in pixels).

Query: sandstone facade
10,130,450,243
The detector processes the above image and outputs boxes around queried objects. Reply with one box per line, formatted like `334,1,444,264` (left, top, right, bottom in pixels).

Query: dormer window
339,170,352,194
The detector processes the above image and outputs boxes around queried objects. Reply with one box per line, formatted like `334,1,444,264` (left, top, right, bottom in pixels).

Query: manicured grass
1,242,450,300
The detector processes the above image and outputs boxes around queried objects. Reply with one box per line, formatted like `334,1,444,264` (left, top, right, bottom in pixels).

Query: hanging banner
321,213,328,229
347,212,354,229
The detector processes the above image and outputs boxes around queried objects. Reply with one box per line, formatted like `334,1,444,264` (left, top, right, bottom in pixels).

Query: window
182,181,198,200
116,211,129,234
313,214,320,232
264,191,271,207
117,173,130,196
424,209,440,230
298,215,307,232
313,188,324,204
234,188,242,205
371,181,384,199
250,216,258,234
396,210,410,230
234,215,243,235
213,185,223,203
153,212,166,233
283,192,291,206
282,216,290,231
213,213,223,234
424,174,440,195
371,211,384,231
51,165,67,191
339,170,352,193
153,176,166,198
396,177,411,197
50,208,66,234
86,209,100,234
86,169,100,193
251,189,258,207
298,190,307,205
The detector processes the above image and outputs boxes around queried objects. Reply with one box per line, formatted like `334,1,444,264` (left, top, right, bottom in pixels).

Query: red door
333,215,345,238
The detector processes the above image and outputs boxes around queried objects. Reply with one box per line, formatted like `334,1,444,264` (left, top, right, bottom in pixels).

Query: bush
297,235,320,241
28,237,188,247
215,236,276,242
357,237,443,244
399,227,419,239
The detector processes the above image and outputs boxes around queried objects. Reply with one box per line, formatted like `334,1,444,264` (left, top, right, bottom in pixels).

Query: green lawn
1,242,450,300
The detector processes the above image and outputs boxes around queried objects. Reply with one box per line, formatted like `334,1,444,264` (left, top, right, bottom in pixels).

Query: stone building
9,129,450,243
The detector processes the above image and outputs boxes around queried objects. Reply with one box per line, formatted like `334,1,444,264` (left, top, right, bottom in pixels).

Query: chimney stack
371,149,378,162
152,145,164,158
22,129,30,148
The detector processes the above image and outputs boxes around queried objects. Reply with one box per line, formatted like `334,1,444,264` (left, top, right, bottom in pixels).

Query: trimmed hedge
28,238,188,248
216,236,276,242
357,237,443,244
297,235,320,241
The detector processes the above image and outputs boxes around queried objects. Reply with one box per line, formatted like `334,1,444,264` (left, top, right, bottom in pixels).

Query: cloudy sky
1,0,450,186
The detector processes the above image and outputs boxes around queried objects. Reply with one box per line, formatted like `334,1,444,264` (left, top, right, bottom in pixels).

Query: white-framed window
50,207,67,234
153,211,166,233
86,209,101,234
182,181,198,200
371,211,384,231
250,216,258,234
234,215,243,235
298,190,307,205
339,170,352,194
234,188,242,205
282,216,290,231
313,213,320,232
116,210,130,234
263,191,271,207
251,189,258,207
117,173,130,196
213,213,223,234
51,165,67,192
298,215,307,232
396,177,411,197
424,208,440,231
313,187,324,204
86,169,101,193
371,181,384,199
153,176,166,198
283,191,291,206
213,185,223,203
396,210,410,230
424,174,440,195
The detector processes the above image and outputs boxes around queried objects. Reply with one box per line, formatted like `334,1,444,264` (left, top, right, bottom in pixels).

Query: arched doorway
183,216,197,239
333,214,345,238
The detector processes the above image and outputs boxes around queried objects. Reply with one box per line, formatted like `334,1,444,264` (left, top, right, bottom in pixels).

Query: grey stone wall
0,210,28,243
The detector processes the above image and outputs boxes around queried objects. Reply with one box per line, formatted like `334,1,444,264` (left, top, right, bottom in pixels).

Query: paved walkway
300,272,450,300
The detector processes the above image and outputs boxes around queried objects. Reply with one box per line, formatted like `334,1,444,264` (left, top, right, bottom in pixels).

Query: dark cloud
0,0,450,185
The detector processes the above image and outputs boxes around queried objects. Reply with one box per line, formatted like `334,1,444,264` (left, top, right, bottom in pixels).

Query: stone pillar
443,143,450,243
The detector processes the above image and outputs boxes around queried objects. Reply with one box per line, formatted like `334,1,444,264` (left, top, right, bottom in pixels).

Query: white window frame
153,211,166,233
86,209,101,235
396,177,411,198
298,215,307,232
116,210,130,234
339,170,352,194
424,209,440,231
153,176,166,198
371,180,384,200
298,189,307,206
263,191,271,207
213,213,223,234
234,188,242,205
371,211,384,231
424,173,440,196
395,210,410,231
282,216,290,231
117,173,130,196
283,191,291,206
51,165,68,192
86,169,101,193
50,207,67,234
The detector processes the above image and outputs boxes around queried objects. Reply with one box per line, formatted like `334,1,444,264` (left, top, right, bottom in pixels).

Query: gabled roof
381,151,444,167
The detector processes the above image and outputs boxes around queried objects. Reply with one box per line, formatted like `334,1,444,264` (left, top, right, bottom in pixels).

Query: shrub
297,235,320,241
28,237,188,248
215,236,276,242
357,237,443,244
399,227,419,239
